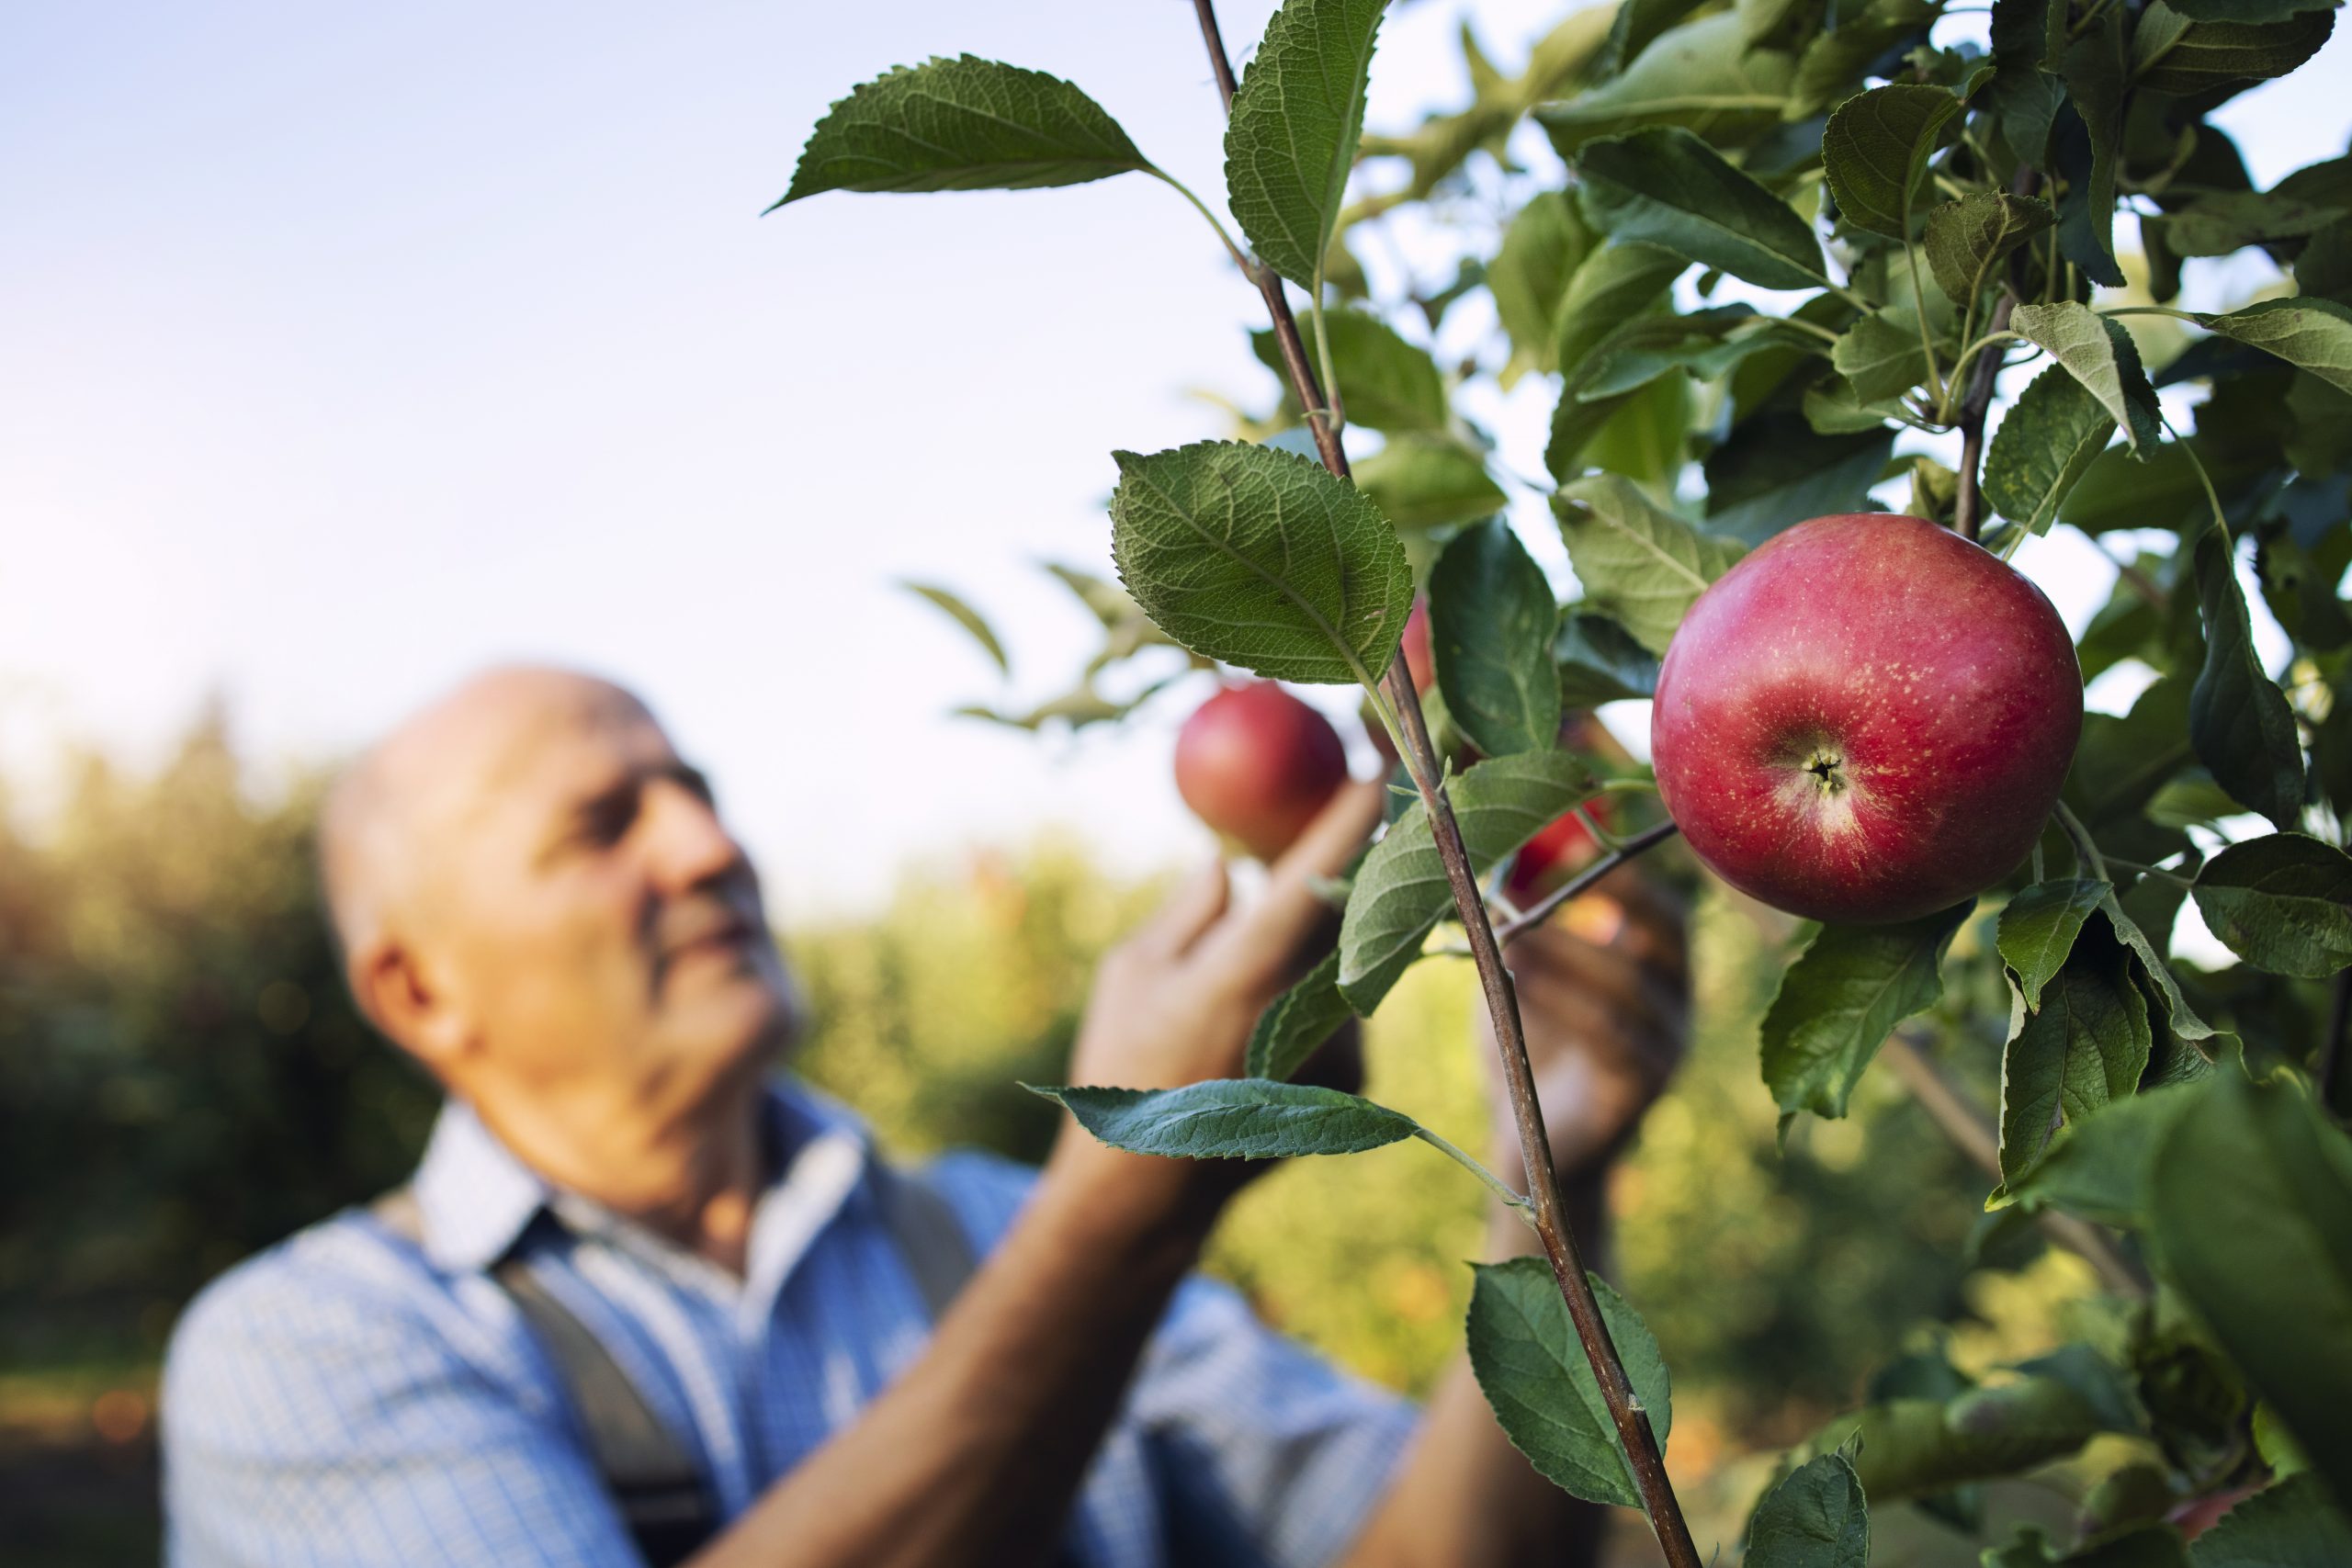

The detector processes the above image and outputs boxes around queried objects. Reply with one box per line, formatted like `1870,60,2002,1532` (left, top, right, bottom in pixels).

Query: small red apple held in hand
1175,681,1349,861
1650,513,2082,924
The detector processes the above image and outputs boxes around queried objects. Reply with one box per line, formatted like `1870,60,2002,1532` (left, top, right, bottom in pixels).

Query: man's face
413,685,793,1106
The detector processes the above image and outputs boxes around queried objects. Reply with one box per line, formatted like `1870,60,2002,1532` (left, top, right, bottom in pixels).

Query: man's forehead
388,668,670,818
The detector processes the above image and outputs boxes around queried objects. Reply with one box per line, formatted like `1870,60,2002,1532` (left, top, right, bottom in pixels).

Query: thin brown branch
1188,6,1700,1562
1881,1032,2151,1297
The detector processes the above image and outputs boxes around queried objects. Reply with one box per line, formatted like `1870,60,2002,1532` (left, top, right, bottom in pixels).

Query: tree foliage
769,0,2352,1553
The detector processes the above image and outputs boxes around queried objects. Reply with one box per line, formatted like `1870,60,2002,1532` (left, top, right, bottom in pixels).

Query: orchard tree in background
776,0,2352,1560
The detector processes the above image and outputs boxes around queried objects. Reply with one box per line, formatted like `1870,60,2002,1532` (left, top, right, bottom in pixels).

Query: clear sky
4,1,2346,914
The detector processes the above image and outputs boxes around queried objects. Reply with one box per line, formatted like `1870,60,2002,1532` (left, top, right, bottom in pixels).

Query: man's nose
641,778,752,893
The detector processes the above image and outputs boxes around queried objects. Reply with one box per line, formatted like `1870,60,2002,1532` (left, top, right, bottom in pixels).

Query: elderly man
163,665,1687,1568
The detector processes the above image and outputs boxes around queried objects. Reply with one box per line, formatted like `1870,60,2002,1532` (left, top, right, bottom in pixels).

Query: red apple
1650,513,2082,924
1176,682,1349,861
1507,797,1610,898
1401,597,1435,694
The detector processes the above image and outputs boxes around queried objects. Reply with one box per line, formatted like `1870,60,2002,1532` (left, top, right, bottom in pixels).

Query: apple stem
1187,6,1702,1562
1951,166,2042,542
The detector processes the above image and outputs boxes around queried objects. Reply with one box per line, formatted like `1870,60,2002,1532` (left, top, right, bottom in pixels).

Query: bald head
322,665,649,961
322,661,790,1125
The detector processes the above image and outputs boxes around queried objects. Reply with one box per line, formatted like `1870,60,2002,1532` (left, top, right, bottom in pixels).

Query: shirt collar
408,1075,878,1280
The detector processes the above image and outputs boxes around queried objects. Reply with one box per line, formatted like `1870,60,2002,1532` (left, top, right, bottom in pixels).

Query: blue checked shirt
162,1077,1418,1567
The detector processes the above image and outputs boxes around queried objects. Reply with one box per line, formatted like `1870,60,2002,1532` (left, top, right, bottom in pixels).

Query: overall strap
367,1157,980,1567
370,1189,718,1568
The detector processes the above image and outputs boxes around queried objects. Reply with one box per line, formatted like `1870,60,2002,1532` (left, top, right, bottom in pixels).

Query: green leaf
1535,13,1797,154
1349,435,1507,531
2094,888,2227,1060
1790,0,1941,117
1984,1523,2191,1566
1746,1450,1871,1568
2192,299,2352,397
1997,925,2153,1185
1702,420,1894,544
1831,310,1931,402
1553,474,1747,655
773,56,1158,205
2166,0,2343,20
2191,833,2352,978
1338,750,1598,1011
1555,244,1690,380
2065,677,2194,828
1822,85,1963,238
2056,4,2129,287
1924,191,2057,306
1108,440,1413,685
1577,308,1782,398
2152,1071,2352,1510
1250,310,1449,433
2189,525,2307,830
1984,363,2120,536
1244,953,1355,1081
1430,521,1564,758
2189,1472,2352,1567
2131,3,2337,95
2001,1080,2199,1227
899,581,1011,676
1821,1378,2105,1504
1761,903,1974,1121
1465,1258,1673,1507
1575,127,1830,291
1489,191,1597,379
1043,562,1142,629
1999,878,2112,1011
1555,611,1663,707
1225,0,1388,290
1787,0,1938,116
2166,190,2347,256
2009,302,2164,453
1028,1078,1419,1158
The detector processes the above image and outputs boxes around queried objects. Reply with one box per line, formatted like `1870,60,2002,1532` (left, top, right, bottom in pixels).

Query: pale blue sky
3,1,2345,912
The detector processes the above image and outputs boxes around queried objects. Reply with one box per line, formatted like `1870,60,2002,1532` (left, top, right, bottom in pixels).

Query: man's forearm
691,1136,1220,1568
1338,1179,1614,1568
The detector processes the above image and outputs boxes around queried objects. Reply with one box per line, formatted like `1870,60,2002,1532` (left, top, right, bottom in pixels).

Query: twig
1495,821,1681,946
1187,6,1701,1562
1951,167,2042,541
1881,1032,2151,1297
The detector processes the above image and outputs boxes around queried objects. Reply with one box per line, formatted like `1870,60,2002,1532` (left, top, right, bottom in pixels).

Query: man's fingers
1137,857,1231,958
1197,777,1384,991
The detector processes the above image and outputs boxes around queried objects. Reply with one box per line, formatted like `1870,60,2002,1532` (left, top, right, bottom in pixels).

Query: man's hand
1482,865,1690,1186
1054,777,1385,1220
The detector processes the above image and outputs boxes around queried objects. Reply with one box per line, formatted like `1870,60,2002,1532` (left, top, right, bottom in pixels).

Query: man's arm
690,781,1390,1568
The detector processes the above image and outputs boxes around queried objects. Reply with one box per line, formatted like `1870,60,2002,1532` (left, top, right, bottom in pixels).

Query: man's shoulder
163,1200,480,1438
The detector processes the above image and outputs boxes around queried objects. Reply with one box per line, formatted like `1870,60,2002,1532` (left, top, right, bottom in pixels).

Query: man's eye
579,795,638,845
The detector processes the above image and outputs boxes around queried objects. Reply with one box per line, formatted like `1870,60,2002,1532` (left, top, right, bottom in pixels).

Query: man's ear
350,939,470,1075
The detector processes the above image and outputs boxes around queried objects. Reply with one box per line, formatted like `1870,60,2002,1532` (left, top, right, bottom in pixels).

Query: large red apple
1176,682,1349,862
1649,513,2082,924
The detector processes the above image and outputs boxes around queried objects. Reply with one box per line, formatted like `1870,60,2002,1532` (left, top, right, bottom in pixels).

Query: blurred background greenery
1,707,2101,1563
